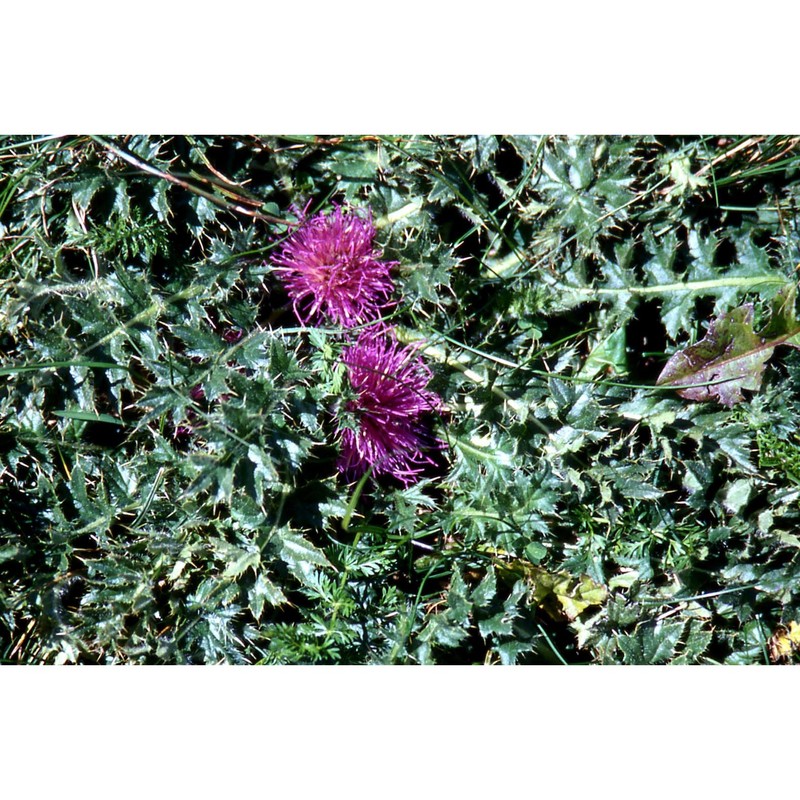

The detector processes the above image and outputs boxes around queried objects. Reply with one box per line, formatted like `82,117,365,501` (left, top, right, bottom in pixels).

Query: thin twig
90,136,289,227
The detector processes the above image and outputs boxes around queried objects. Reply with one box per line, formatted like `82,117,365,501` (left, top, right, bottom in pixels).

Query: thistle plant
272,200,441,486
271,205,396,328
3,134,800,666
335,328,442,485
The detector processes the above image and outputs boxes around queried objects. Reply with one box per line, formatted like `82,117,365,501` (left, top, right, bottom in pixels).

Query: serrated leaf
672,619,713,664
496,561,607,622
664,153,708,197
478,610,515,640
151,182,171,222
247,445,280,487
71,174,107,211
551,573,608,620
617,621,684,664
278,529,332,580
249,572,288,619
722,478,752,514
418,611,469,649
222,548,260,579
446,569,472,625
471,565,497,608
496,639,535,665
595,463,664,501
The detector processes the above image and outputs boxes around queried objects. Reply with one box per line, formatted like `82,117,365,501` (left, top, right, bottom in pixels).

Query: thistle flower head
336,329,442,485
271,205,396,328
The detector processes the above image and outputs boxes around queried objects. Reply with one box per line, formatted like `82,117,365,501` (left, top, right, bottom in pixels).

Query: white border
2,666,797,795
7,2,800,132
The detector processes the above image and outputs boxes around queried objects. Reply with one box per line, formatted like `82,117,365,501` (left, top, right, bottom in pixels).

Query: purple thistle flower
271,205,396,328
336,329,442,485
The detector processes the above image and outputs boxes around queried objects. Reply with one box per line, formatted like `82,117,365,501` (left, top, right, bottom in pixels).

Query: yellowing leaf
496,561,607,621
768,621,800,663
554,574,608,620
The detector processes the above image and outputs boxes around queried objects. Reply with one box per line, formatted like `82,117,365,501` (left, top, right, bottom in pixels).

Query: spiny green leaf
222,548,260,579
471,565,497,608
616,621,684,665
278,529,332,579
722,478,752,514
248,572,288,619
